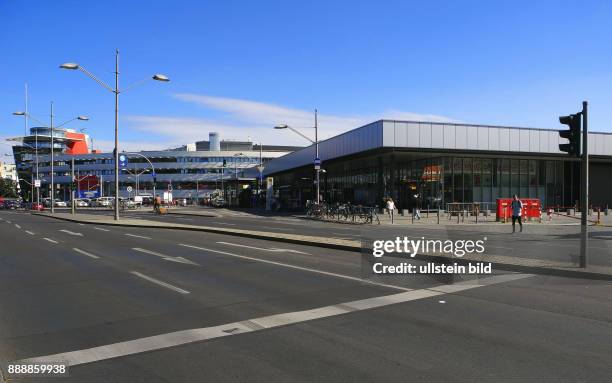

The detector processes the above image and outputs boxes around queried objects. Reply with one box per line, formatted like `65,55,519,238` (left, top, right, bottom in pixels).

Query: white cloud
123,93,458,147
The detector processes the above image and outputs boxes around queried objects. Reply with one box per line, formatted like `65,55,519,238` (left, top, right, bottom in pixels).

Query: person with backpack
511,194,524,233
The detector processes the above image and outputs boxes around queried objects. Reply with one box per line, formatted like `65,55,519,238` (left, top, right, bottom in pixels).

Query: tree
0,178,18,198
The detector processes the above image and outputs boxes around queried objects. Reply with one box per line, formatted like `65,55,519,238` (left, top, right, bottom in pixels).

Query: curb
32,213,358,253
32,212,612,281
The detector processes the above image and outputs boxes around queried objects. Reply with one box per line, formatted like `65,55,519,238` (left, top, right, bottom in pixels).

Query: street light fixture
60,49,170,220
274,109,321,204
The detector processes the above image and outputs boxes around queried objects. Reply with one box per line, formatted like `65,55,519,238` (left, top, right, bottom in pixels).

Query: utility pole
580,101,588,268
315,109,320,204
50,101,55,214
71,156,75,214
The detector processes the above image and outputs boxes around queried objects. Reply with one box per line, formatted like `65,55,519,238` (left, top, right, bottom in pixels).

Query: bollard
437,208,440,224
411,209,414,224
457,211,460,224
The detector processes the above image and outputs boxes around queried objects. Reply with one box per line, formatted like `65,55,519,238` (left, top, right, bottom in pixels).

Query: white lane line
210,222,237,226
43,238,58,244
131,247,200,266
130,271,190,294
94,227,110,232
175,217,194,221
20,272,531,367
125,233,151,239
216,241,310,255
15,224,21,229
25,230,35,235
180,243,410,291
6,220,11,224
73,248,100,259
60,229,84,237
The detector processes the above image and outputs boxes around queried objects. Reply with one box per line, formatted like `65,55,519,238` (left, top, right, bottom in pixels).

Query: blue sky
1,0,611,158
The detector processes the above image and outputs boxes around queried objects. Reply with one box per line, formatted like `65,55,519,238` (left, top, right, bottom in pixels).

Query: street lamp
274,109,320,204
233,152,246,207
12,109,87,213
60,49,170,220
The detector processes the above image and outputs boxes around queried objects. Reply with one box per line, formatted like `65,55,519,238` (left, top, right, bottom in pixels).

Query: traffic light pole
71,156,75,215
580,101,588,268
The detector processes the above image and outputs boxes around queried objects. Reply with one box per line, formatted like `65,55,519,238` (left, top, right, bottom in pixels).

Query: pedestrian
413,193,422,220
153,194,161,214
386,198,396,224
511,194,524,233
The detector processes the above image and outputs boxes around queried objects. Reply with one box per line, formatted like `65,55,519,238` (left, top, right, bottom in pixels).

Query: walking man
386,198,396,224
511,194,524,233
413,193,422,220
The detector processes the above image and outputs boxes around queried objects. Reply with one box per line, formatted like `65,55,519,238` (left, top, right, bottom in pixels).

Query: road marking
210,221,237,226
132,247,199,266
130,271,190,294
180,243,410,291
125,233,151,239
6,220,11,224
43,238,58,244
60,229,84,237
216,241,310,255
25,230,35,235
20,272,531,367
94,227,110,232
73,248,100,259
175,217,193,221
15,224,21,229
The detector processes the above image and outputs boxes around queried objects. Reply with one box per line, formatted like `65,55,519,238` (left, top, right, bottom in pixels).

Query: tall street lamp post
60,49,169,220
274,109,320,204
13,108,88,213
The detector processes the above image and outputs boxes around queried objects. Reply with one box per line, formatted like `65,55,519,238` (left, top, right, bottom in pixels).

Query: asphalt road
0,210,611,382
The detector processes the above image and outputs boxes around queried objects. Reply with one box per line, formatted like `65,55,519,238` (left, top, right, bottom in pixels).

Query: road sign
314,158,321,166
314,165,321,170
127,186,133,192
34,179,41,188
168,184,173,192
119,154,129,168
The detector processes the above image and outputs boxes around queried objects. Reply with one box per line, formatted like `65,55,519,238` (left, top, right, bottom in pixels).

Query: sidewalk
33,211,612,281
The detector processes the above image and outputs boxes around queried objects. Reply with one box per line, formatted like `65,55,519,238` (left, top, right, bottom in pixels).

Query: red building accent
64,132,89,154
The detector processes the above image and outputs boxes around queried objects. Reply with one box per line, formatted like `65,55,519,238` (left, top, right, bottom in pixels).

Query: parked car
54,200,67,207
74,199,90,207
29,202,44,211
2,199,20,209
211,197,226,208
94,197,114,207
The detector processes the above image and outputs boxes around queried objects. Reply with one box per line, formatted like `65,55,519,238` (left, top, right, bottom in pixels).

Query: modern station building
264,120,612,211
9,130,298,204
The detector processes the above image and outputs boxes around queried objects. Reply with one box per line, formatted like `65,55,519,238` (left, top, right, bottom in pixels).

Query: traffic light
559,113,581,156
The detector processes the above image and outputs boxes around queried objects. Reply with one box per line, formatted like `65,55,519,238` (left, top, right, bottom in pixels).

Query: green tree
0,178,18,198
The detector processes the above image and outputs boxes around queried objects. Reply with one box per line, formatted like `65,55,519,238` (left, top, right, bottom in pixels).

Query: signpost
119,154,129,169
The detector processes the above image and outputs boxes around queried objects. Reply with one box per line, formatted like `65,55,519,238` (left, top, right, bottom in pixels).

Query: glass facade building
265,120,612,210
